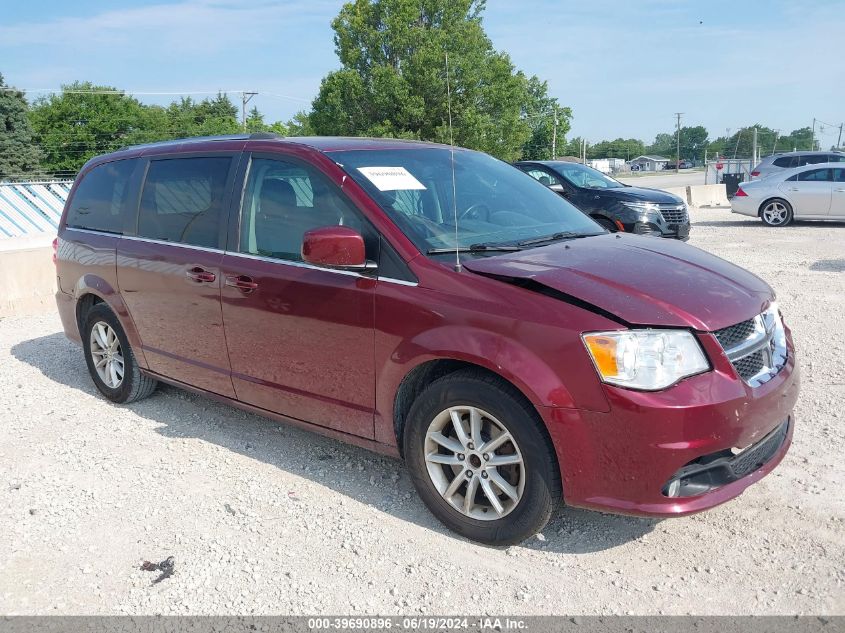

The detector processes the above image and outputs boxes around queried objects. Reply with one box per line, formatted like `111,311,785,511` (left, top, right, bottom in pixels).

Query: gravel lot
1,207,843,616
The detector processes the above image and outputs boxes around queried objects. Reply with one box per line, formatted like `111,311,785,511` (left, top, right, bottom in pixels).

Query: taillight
735,187,748,197
52,237,58,265
751,171,760,177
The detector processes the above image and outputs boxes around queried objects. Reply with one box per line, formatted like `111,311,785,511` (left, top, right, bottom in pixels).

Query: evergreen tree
0,73,43,179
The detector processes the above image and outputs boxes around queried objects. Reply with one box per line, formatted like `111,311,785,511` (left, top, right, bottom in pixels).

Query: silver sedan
731,162,845,226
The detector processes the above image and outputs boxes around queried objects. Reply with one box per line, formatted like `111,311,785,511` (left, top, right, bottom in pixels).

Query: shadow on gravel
692,220,760,228
809,258,845,273
694,219,845,229
13,332,654,553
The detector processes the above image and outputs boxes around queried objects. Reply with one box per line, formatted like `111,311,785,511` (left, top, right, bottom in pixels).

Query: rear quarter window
65,160,136,233
137,156,233,249
773,156,797,168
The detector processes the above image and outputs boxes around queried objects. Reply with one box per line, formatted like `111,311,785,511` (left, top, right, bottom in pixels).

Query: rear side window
800,154,828,166
797,168,832,182
772,156,797,168
65,160,135,234
137,157,232,248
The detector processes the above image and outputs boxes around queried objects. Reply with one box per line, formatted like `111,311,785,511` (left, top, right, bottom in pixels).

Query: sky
2,0,844,146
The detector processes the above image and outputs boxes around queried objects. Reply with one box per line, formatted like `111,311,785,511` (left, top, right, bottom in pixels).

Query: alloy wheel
89,321,124,389
424,405,525,520
762,201,789,225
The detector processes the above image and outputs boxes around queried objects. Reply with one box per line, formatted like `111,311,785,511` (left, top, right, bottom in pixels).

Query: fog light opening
666,478,681,498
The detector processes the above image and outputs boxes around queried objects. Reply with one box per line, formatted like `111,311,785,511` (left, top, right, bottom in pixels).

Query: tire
760,198,793,227
403,369,561,545
83,303,158,404
595,217,617,232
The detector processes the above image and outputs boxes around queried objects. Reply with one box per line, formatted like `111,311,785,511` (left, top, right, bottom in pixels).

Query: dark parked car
514,160,691,240
55,135,798,544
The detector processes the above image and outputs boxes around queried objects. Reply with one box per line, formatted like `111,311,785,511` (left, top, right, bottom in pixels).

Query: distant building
629,155,670,171
587,158,626,174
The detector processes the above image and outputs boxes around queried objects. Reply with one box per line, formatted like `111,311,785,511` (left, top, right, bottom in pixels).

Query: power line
1,86,311,104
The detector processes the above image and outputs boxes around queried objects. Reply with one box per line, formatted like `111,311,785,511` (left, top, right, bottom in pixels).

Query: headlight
621,201,660,214
582,329,709,390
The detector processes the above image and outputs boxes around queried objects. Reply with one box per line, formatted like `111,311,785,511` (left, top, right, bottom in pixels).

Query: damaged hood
462,234,773,331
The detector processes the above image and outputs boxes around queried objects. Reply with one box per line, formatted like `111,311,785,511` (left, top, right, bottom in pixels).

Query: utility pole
241,91,258,131
751,126,758,172
837,123,843,150
674,112,683,173
551,106,558,159
811,117,816,151
772,129,780,155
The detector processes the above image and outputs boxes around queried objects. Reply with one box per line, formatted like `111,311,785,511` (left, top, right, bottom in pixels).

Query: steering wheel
459,202,492,222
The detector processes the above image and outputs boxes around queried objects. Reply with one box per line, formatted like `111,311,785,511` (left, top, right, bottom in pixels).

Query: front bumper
540,331,799,517
628,219,690,241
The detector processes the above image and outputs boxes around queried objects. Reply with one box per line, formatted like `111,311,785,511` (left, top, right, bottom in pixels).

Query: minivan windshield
548,162,625,189
329,148,603,255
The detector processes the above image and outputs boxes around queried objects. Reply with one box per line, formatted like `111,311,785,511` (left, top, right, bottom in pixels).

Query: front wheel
404,369,561,545
594,217,617,233
760,199,793,226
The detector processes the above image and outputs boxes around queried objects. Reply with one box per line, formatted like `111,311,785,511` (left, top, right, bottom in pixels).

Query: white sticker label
357,166,426,191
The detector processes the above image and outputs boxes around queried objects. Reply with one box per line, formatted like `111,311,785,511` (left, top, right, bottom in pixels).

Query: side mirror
301,226,375,271
549,184,568,196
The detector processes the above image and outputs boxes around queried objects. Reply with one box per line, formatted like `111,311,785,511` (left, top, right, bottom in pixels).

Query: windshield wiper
517,231,597,247
427,243,523,254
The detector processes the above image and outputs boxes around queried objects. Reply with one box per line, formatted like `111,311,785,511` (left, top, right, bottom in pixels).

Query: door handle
186,267,216,283
225,274,259,292
834,188,845,193
788,187,799,191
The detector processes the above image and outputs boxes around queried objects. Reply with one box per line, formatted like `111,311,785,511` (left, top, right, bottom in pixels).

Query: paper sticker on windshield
357,166,426,191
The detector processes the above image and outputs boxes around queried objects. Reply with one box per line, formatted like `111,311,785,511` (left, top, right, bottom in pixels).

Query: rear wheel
760,199,793,226
83,303,157,404
404,369,561,545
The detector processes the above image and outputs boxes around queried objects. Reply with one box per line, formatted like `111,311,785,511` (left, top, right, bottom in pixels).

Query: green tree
520,76,570,160
587,138,645,160
283,111,312,136
678,125,708,162
309,0,540,160
245,106,267,133
0,73,42,179
28,81,149,173
162,94,240,138
646,132,675,157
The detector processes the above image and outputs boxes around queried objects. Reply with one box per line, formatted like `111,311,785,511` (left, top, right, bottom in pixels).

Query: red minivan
55,134,799,544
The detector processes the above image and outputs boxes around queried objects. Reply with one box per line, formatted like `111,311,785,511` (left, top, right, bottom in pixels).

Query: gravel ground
1,207,843,616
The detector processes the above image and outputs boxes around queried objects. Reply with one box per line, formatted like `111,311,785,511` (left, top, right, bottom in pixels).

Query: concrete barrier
661,186,690,204
687,184,731,208
0,235,56,319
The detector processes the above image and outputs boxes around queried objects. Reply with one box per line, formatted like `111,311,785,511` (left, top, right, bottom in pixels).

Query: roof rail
248,132,281,140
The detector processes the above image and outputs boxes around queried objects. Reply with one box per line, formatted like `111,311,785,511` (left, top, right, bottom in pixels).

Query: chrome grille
732,350,765,380
713,319,756,350
712,308,788,387
657,204,688,225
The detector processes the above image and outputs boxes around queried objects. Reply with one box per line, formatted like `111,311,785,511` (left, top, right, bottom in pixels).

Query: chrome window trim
119,233,225,254
224,250,419,286
64,227,122,238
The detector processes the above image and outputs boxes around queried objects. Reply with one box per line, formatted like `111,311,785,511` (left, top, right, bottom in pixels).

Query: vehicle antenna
445,52,461,273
